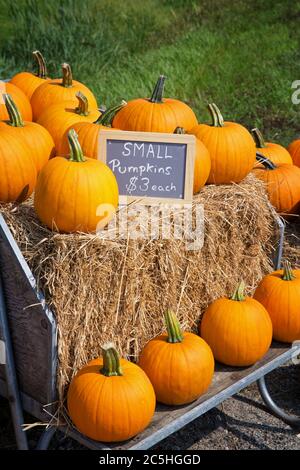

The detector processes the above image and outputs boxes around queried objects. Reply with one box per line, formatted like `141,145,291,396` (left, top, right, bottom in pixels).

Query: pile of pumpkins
2,51,300,233
68,260,300,443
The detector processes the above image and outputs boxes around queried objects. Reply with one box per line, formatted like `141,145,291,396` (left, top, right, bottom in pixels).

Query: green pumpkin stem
75,91,89,116
230,281,246,301
62,63,73,88
282,260,296,281
165,310,184,343
150,75,166,103
256,152,277,170
251,128,266,148
4,94,24,127
100,343,123,376
32,50,47,79
68,129,86,162
94,100,127,126
208,103,224,127
174,127,185,134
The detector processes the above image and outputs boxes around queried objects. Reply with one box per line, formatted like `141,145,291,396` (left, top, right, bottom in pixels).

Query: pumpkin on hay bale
0,174,277,406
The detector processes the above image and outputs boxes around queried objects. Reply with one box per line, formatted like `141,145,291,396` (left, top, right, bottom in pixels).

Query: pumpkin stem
256,152,277,170
62,63,73,88
94,100,127,126
68,129,86,162
230,281,246,301
32,50,47,79
4,94,24,127
282,260,296,281
208,103,224,127
251,128,266,148
174,127,186,134
164,310,183,343
100,343,123,377
75,91,89,116
149,75,166,103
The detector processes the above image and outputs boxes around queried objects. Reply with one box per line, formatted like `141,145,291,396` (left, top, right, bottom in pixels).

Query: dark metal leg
274,215,285,270
0,276,29,449
258,376,300,427
36,427,57,450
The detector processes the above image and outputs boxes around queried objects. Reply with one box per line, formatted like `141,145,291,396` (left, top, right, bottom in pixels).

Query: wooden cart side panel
0,214,57,413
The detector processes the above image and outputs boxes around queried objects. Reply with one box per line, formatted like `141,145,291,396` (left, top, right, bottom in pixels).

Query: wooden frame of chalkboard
98,129,196,205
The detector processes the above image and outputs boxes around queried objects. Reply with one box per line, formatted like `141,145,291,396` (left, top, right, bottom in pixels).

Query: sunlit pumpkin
251,128,292,167
10,50,50,100
0,81,32,121
287,138,300,168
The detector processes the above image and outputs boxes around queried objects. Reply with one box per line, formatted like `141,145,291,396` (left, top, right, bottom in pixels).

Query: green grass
0,0,300,144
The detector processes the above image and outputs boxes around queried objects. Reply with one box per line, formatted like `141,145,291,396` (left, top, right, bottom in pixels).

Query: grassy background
0,0,299,144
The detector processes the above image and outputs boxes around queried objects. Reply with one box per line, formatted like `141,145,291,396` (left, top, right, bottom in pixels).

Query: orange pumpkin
251,128,292,167
139,310,214,405
287,138,300,167
10,50,50,100
57,101,126,158
112,75,198,132
200,282,272,367
253,154,300,215
0,94,55,172
30,63,97,121
67,343,156,442
0,81,32,121
37,92,100,150
254,261,300,343
34,129,119,233
175,127,211,194
190,104,256,184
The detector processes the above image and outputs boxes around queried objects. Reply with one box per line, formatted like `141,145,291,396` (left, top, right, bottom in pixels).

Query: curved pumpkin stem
164,310,183,343
174,127,186,134
75,92,89,116
230,281,246,301
208,103,224,127
94,100,127,126
4,94,24,127
256,152,277,170
101,343,123,376
282,260,296,281
149,75,166,103
68,129,86,162
251,128,266,148
32,50,47,79
62,63,73,88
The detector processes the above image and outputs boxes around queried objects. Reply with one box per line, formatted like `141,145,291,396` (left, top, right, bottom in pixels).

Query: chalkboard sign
98,130,195,205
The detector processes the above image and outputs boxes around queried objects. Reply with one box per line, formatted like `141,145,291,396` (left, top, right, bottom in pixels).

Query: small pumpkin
30,63,97,121
10,50,50,100
34,129,118,233
175,127,211,194
67,343,156,442
251,128,292,167
37,92,100,150
287,138,300,167
190,104,256,184
254,261,300,343
112,75,198,133
139,310,214,405
0,81,32,121
200,281,272,367
57,101,126,158
253,154,300,215
0,94,55,172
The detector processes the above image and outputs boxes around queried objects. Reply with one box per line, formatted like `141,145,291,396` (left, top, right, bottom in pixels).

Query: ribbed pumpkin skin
139,333,214,405
191,122,256,184
67,357,156,442
193,138,211,193
253,164,300,214
10,73,49,100
37,101,100,150
0,82,32,121
254,142,292,167
31,80,97,121
34,156,119,233
254,269,300,343
112,98,198,133
0,132,36,202
287,139,300,167
200,297,272,366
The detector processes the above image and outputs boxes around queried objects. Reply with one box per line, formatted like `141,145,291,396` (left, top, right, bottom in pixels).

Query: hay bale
1,174,276,402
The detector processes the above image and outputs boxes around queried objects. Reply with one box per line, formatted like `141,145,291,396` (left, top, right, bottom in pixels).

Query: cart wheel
36,426,57,450
258,376,300,427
